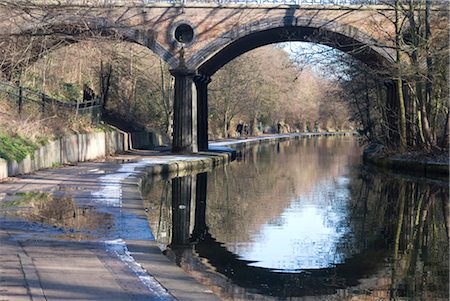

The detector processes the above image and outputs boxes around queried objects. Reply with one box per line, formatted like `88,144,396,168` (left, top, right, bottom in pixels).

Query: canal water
144,136,449,300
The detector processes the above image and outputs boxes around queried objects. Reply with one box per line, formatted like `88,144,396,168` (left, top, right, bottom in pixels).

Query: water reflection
144,137,449,300
236,180,353,271
0,192,113,240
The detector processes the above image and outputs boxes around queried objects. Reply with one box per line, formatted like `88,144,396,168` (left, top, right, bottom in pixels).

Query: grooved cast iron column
194,75,211,151
171,67,198,152
171,176,193,246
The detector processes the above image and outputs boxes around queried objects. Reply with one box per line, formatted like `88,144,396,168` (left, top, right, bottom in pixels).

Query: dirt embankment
363,144,449,178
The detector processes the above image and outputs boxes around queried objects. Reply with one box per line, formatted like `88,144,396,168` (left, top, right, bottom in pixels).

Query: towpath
0,148,226,301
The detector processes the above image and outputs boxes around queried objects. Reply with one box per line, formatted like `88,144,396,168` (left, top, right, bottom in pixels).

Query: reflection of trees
206,136,361,245
144,179,172,247
346,167,449,300
2,194,113,240
392,181,448,300
142,137,448,300
199,162,448,300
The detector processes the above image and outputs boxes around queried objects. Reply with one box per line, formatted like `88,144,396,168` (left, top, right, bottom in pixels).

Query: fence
0,80,102,122
139,0,446,5
172,0,383,4
74,0,447,6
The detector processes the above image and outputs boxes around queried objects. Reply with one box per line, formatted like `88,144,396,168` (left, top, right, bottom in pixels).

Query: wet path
0,149,226,301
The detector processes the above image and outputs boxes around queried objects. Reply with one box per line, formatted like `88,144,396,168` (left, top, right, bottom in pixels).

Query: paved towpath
0,148,227,301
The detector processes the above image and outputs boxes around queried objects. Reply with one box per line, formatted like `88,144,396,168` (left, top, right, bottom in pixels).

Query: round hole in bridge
174,24,194,44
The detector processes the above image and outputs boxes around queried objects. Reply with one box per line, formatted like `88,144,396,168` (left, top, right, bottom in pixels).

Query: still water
144,136,449,300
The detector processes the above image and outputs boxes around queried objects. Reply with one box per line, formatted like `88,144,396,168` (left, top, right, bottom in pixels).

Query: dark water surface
144,136,449,301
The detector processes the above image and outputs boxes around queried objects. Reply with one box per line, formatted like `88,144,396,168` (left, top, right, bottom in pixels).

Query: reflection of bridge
165,172,389,298
190,233,387,297
2,1,441,151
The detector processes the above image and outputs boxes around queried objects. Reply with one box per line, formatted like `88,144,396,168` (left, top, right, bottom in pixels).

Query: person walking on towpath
236,121,243,138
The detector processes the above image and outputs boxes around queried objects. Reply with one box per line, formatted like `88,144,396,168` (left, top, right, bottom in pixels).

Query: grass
94,123,115,132
0,114,116,163
52,162,63,168
0,134,38,162
0,192,51,208
0,95,101,163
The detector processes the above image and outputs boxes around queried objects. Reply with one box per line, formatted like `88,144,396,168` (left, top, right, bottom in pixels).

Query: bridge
0,1,443,151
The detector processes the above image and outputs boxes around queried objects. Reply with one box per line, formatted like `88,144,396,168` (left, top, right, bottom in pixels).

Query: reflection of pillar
171,67,197,152
194,75,211,151
192,172,208,240
171,176,193,246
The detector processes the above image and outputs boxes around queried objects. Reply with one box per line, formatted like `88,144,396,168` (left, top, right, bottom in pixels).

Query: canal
144,136,449,300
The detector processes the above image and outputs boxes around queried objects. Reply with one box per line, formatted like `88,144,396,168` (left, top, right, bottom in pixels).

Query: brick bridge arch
187,18,396,149
0,3,401,152
164,7,397,152
192,16,395,76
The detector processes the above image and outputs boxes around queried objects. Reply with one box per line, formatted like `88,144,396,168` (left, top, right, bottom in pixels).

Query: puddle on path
0,192,114,240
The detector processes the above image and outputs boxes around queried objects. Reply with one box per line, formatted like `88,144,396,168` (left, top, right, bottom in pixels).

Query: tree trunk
100,61,112,110
395,0,407,151
160,59,173,137
363,73,373,138
443,110,449,147
423,0,437,149
250,114,258,136
222,111,228,138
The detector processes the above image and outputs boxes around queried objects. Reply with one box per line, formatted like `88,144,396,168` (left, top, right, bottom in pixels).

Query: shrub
61,82,81,101
0,134,37,162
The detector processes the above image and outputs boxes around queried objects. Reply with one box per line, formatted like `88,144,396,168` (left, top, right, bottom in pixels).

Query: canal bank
0,132,355,301
0,150,231,301
362,144,449,179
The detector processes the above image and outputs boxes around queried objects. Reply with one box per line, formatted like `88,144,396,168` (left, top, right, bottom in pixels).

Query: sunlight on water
144,137,449,300
228,177,354,271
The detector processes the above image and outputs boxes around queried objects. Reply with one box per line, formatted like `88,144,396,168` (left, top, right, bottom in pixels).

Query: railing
140,0,445,5
0,80,102,121
24,0,447,7
24,0,448,6
141,0,384,4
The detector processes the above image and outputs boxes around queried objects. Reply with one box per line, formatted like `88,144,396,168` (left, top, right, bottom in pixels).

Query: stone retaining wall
130,131,164,149
0,130,163,180
364,156,449,178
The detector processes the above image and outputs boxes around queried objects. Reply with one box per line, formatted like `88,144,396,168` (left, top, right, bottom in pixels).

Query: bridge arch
173,15,396,152
1,18,174,78
191,16,395,76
